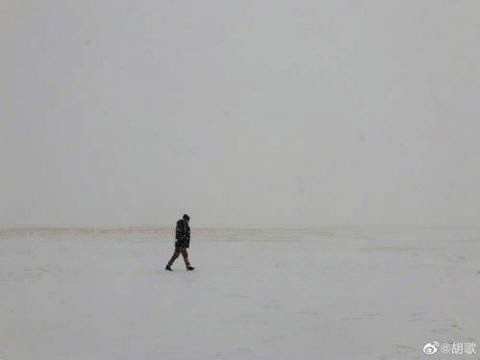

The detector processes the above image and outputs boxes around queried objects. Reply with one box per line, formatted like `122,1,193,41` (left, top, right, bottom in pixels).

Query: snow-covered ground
0,227,478,360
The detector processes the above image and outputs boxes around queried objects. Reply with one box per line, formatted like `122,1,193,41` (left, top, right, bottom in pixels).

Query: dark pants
167,246,191,268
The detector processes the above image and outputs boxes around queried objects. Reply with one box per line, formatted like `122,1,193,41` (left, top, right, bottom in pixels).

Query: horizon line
1,224,480,233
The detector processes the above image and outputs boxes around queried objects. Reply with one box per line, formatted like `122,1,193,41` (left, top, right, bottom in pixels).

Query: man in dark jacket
165,214,195,271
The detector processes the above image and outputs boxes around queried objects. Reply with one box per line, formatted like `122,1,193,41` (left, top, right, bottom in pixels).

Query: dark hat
183,214,190,221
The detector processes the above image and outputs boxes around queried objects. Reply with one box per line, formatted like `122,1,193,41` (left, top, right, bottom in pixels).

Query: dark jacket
175,219,191,248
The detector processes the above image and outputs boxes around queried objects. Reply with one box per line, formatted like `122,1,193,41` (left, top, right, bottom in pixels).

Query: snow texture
0,227,478,360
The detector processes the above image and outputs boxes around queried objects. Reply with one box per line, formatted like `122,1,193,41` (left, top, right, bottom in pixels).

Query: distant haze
1,1,479,227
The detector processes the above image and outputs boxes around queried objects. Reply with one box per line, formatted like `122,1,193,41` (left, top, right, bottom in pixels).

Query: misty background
1,0,479,227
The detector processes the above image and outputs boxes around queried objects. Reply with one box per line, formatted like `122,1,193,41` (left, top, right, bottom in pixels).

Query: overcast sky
1,0,479,227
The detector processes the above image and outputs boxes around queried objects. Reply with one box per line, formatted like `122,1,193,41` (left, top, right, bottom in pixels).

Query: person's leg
180,248,194,269
166,247,181,267
180,248,190,266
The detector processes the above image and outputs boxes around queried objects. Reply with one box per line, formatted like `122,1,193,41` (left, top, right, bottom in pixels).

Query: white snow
0,227,479,360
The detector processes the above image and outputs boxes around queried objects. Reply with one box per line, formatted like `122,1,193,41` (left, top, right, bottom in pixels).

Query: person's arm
176,220,187,240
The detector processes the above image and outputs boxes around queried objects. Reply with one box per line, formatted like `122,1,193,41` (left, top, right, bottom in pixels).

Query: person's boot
165,265,173,271
186,265,195,271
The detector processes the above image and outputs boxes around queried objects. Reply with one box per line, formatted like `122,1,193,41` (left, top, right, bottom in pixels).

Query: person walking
165,214,195,271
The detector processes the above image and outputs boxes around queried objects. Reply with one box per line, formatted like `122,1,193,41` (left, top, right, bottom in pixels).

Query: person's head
183,214,190,223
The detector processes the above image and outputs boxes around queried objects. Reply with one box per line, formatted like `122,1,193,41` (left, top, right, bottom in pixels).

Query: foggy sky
1,0,479,227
